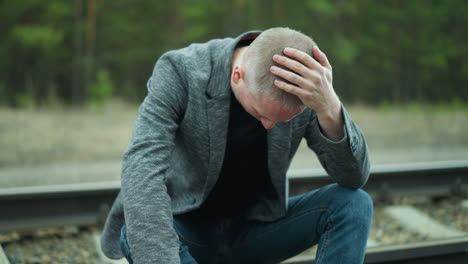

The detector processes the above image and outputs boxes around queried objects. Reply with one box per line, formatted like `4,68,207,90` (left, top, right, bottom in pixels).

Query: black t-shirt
184,92,270,219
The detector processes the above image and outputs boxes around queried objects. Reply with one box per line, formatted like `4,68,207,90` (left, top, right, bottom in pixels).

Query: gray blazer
101,31,370,264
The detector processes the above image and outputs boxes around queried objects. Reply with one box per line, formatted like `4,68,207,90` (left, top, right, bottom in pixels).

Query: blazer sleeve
303,105,370,189
121,53,187,264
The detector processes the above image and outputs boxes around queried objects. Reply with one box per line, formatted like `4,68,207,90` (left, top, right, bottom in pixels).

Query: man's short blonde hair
243,28,316,110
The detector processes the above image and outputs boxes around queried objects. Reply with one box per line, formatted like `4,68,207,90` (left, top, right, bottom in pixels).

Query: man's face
237,88,304,130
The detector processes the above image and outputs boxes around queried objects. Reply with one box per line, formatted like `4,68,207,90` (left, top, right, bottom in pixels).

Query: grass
1,100,468,168
0,100,138,167
348,104,468,149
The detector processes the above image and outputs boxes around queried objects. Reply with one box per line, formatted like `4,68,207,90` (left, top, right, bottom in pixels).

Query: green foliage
306,0,334,16
407,102,424,113
90,69,113,108
448,97,468,113
0,0,467,107
0,0,71,107
334,36,357,66
378,100,392,112
11,25,63,49
16,92,35,109
0,81,6,104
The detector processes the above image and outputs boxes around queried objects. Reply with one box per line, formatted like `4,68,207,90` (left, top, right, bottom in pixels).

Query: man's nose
260,118,275,130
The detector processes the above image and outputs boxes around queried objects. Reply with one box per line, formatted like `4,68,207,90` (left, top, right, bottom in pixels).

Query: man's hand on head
270,46,344,141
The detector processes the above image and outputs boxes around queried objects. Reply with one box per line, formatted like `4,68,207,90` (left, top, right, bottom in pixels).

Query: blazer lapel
267,122,292,204
204,93,231,198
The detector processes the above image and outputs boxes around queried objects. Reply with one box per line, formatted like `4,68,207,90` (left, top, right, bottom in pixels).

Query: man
101,28,372,264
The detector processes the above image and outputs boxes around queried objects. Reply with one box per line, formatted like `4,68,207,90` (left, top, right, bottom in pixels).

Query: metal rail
285,236,468,264
289,160,468,201
364,236,468,264
0,160,467,263
0,181,119,232
0,160,467,232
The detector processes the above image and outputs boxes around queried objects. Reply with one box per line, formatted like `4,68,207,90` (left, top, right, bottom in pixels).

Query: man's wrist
316,94,341,122
316,97,344,141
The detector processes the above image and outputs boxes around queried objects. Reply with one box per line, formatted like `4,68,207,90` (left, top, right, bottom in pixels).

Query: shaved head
243,28,316,111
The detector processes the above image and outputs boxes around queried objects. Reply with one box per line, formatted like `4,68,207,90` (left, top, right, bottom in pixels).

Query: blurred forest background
1,0,467,107
1,0,468,186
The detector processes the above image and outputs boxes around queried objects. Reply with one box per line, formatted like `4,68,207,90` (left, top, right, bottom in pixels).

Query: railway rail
286,236,468,264
1,160,468,263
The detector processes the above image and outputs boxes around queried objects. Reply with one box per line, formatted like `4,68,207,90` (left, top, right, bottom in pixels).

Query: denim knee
350,188,373,221
326,184,373,223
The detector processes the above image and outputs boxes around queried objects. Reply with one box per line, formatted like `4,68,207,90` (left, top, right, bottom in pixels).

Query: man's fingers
272,54,310,78
270,65,308,87
313,46,332,71
273,79,310,98
282,47,321,70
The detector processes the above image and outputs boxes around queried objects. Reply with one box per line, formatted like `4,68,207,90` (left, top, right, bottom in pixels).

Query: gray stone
384,205,465,239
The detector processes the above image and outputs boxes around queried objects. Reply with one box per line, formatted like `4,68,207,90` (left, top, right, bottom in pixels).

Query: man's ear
231,65,245,85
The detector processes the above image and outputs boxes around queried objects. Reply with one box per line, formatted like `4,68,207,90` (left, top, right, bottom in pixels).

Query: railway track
1,160,467,263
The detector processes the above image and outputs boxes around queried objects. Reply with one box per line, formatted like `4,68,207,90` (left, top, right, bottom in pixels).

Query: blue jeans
120,184,373,263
